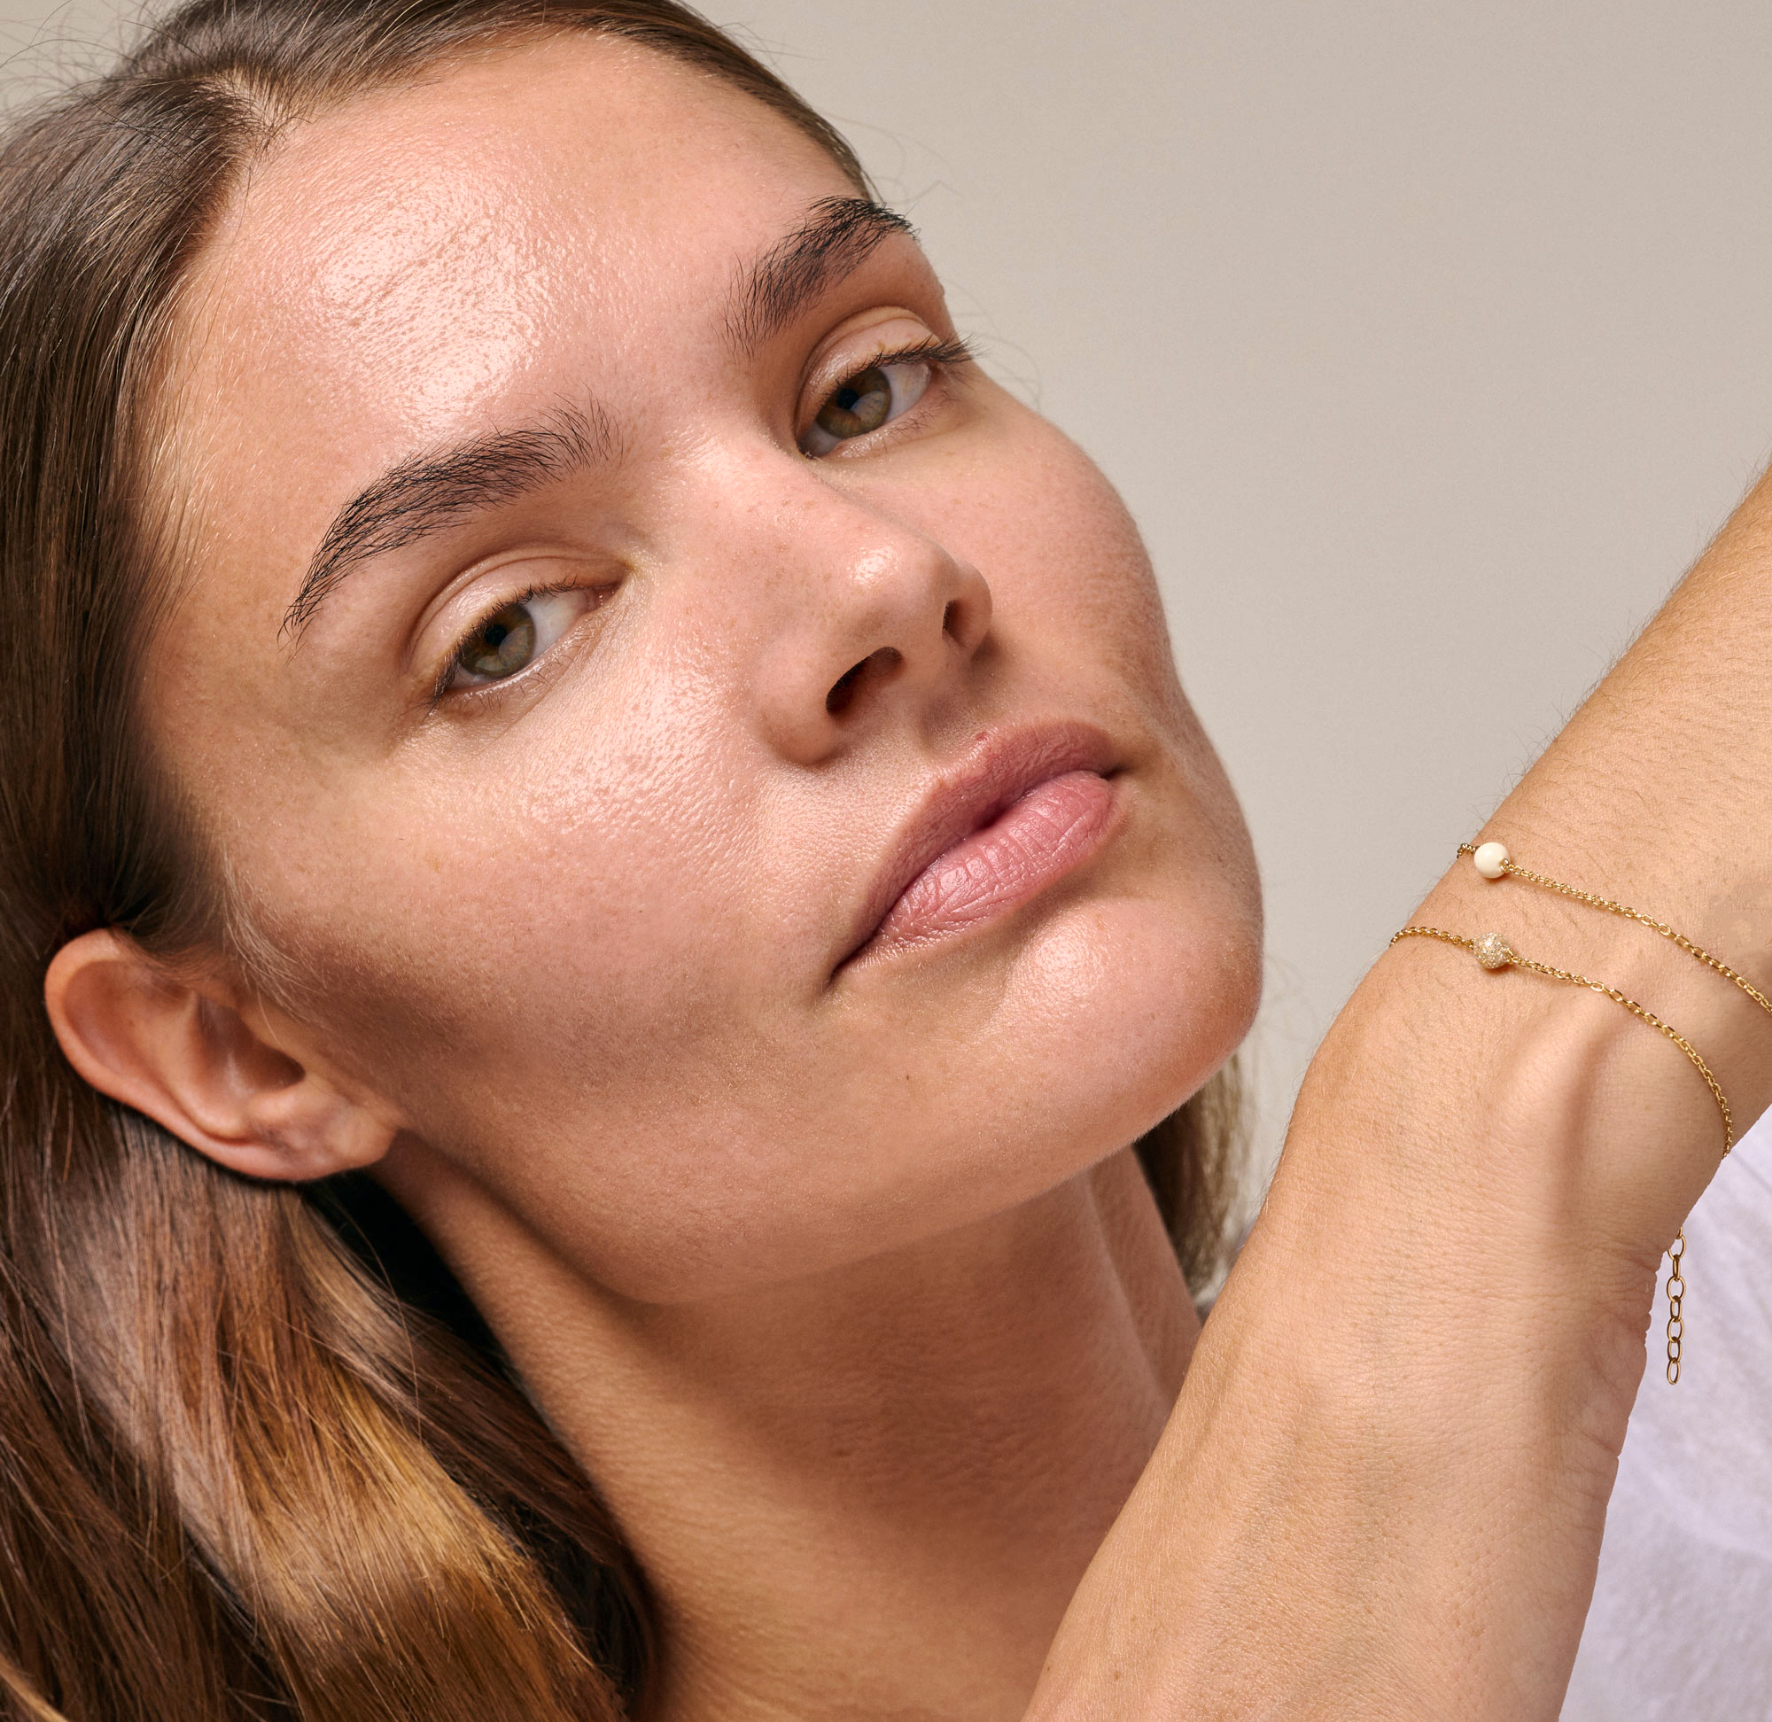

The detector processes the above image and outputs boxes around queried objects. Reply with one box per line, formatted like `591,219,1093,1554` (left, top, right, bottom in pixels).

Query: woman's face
149,34,1261,1301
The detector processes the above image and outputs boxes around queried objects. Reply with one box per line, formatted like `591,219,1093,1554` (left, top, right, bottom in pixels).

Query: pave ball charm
1473,932,1516,971
1472,841,1511,880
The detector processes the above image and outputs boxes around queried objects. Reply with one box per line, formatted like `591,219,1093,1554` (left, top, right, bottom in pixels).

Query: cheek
225,677,776,1131
911,415,1185,716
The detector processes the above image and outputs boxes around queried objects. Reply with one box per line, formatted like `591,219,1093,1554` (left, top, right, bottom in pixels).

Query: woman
1,3,1764,1719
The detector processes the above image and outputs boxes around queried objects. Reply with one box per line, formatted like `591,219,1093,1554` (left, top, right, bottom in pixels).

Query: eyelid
798,333,975,452
427,577,609,708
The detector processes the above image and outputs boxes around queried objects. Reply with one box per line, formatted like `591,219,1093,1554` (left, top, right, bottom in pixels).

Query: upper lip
835,720,1120,971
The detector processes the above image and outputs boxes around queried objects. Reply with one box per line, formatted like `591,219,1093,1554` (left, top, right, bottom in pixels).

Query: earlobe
44,929,399,1182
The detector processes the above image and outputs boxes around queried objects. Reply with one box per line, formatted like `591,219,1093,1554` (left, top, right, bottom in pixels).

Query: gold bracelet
1456,841,1772,1021
1392,841,1763,1385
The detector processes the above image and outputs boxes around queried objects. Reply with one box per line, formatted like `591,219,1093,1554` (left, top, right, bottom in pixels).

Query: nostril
825,646,903,716
942,600,960,641
826,658,867,716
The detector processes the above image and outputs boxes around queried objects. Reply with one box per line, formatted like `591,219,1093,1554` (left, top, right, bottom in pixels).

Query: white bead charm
1472,841,1511,880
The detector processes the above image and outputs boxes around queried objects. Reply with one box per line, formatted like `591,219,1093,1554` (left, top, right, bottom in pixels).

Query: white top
1562,1112,1772,1719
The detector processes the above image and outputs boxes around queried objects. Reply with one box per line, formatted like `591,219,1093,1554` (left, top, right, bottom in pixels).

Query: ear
44,929,402,1182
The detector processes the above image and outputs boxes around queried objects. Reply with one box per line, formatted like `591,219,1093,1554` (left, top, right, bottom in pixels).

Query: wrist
1277,934,1672,1379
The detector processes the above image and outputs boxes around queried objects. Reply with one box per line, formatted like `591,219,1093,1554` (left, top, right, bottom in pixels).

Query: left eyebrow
281,402,616,641
727,196,915,354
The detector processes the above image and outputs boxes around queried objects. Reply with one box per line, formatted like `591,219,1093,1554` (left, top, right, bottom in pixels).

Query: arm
1031,468,1772,1718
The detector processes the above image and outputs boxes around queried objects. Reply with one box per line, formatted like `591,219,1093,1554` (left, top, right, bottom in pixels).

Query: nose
748,475,993,767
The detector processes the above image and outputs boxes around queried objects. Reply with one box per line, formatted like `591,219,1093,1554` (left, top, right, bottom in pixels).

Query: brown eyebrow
281,402,617,641
727,195,915,353
282,198,913,641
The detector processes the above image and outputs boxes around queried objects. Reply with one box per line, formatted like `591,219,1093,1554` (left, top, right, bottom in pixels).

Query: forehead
170,33,855,478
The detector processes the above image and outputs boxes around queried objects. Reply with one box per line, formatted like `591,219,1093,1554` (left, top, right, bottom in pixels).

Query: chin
511,854,1262,1307
979,889,1260,1170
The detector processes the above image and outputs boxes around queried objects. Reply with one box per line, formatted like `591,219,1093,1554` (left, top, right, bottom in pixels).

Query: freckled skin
149,36,1262,1303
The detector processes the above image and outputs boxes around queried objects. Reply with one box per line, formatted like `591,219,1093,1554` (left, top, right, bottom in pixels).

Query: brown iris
814,366,893,443
458,600,537,681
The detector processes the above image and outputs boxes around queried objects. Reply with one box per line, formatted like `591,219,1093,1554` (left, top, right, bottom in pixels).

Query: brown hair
0,4,1239,1716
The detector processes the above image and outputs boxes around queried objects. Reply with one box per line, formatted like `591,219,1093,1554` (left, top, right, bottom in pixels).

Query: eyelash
845,334,974,379
429,334,977,707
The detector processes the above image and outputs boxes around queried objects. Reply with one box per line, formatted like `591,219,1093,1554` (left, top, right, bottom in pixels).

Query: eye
800,357,934,457
446,587,593,691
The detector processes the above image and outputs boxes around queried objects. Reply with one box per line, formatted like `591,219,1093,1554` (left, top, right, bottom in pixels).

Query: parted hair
0,4,1242,1716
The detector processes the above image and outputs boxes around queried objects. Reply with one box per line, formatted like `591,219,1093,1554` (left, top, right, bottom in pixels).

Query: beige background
9,1,1772,1177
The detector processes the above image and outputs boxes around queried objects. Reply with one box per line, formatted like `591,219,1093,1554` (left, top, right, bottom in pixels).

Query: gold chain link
1666,1231,1686,1386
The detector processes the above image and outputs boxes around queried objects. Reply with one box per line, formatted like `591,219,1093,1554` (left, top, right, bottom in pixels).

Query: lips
839,724,1122,969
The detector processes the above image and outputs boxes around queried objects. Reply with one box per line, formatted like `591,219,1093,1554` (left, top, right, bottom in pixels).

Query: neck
390,1148,1197,1722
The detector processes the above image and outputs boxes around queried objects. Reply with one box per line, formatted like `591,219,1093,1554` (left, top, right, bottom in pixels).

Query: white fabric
1562,1111,1772,1719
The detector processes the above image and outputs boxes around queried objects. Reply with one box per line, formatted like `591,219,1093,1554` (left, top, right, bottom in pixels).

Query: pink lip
839,724,1122,970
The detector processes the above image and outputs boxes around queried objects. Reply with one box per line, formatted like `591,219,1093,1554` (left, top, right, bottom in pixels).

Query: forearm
1035,986,1650,1719
1032,469,1772,1717
1397,455,1772,1281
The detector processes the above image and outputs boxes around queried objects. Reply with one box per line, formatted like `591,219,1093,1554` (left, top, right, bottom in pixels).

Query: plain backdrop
8,1,1772,1181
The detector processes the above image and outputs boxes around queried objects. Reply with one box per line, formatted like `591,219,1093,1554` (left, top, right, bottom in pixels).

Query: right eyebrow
280,401,617,642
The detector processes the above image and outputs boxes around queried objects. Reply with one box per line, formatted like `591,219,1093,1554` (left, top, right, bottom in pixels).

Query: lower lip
864,771,1119,957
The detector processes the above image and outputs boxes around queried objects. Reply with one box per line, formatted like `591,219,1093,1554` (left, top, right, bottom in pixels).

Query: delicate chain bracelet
1392,841,1770,1385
